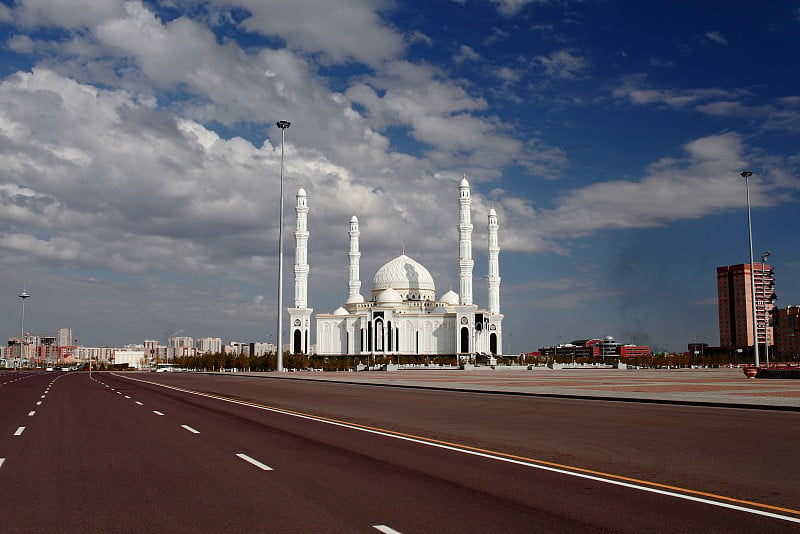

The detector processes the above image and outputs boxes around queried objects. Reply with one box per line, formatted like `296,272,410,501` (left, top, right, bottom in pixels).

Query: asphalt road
1,370,798,533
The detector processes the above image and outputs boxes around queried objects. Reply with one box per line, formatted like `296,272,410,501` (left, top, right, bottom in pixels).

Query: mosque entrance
293,329,302,354
460,326,469,353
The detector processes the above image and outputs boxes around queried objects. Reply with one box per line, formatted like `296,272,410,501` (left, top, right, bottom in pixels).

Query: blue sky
0,0,798,353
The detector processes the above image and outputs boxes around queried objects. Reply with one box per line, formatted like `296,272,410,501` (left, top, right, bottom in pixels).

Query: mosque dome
376,287,403,304
440,290,459,305
372,254,436,301
332,306,349,316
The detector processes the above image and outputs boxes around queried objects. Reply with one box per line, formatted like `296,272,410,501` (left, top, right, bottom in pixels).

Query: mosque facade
288,177,503,360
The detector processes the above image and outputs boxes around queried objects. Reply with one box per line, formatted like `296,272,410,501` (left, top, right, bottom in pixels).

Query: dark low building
538,336,649,362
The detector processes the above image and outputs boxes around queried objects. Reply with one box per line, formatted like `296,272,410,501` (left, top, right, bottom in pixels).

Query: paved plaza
266,367,800,409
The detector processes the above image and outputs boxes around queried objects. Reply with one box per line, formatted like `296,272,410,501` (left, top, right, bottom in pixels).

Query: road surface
0,370,798,533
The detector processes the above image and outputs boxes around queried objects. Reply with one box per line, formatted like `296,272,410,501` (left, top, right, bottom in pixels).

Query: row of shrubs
170,352,491,372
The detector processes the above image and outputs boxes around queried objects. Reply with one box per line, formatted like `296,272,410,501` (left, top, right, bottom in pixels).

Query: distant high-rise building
771,306,800,361
168,336,194,349
197,337,222,354
717,263,775,349
57,327,74,347
250,342,274,356
168,336,195,359
226,341,248,355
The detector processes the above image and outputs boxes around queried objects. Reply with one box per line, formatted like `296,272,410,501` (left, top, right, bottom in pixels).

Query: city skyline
0,1,798,352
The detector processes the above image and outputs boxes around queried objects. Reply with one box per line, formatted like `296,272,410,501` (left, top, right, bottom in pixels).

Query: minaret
458,175,474,306
348,214,361,299
289,186,312,355
294,187,309,308
487,206,501,314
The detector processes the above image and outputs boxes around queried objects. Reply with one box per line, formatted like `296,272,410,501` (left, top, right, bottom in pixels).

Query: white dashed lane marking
181,425,200,434
235,453,273,471
13,427,25,436
28,411,35,417
153,411,165,416
135,401,143,406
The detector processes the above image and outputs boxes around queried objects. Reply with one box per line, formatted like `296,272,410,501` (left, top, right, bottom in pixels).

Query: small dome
440,290,459,305
332,306,349,316
297,186,307,197
350,214,358,223
376,287,403,304
346,293,364,304
489,206,497,216
460,176,470,188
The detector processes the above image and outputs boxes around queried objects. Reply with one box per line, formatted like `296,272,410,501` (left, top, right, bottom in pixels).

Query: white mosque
287,176,503,361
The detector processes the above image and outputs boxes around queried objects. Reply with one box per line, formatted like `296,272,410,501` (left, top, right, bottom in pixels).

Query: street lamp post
275,120,291,373
741,170,759,367
19,288,30,364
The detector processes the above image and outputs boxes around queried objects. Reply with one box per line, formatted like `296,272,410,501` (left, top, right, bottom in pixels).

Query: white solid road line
181,425,200,434
235,453,273,471
13,427,25,436
153,411,165,416
373,526,402,534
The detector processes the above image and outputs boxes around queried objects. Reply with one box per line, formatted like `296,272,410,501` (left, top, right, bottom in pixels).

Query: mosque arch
460,326,470,353
292,330,301,354
375,317,384,352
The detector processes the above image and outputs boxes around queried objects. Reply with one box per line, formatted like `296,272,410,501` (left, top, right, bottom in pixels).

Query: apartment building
717,263,775,349
771,306,800,361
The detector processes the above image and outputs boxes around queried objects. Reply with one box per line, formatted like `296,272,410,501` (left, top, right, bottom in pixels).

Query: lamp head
740,170,753,178
276,120,291,129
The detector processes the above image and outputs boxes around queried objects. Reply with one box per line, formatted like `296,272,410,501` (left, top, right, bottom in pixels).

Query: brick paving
265,367,800,409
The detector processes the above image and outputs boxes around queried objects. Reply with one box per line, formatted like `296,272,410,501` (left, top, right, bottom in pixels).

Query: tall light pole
742,170,759,367
19,288,30,363
275,120,291,372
